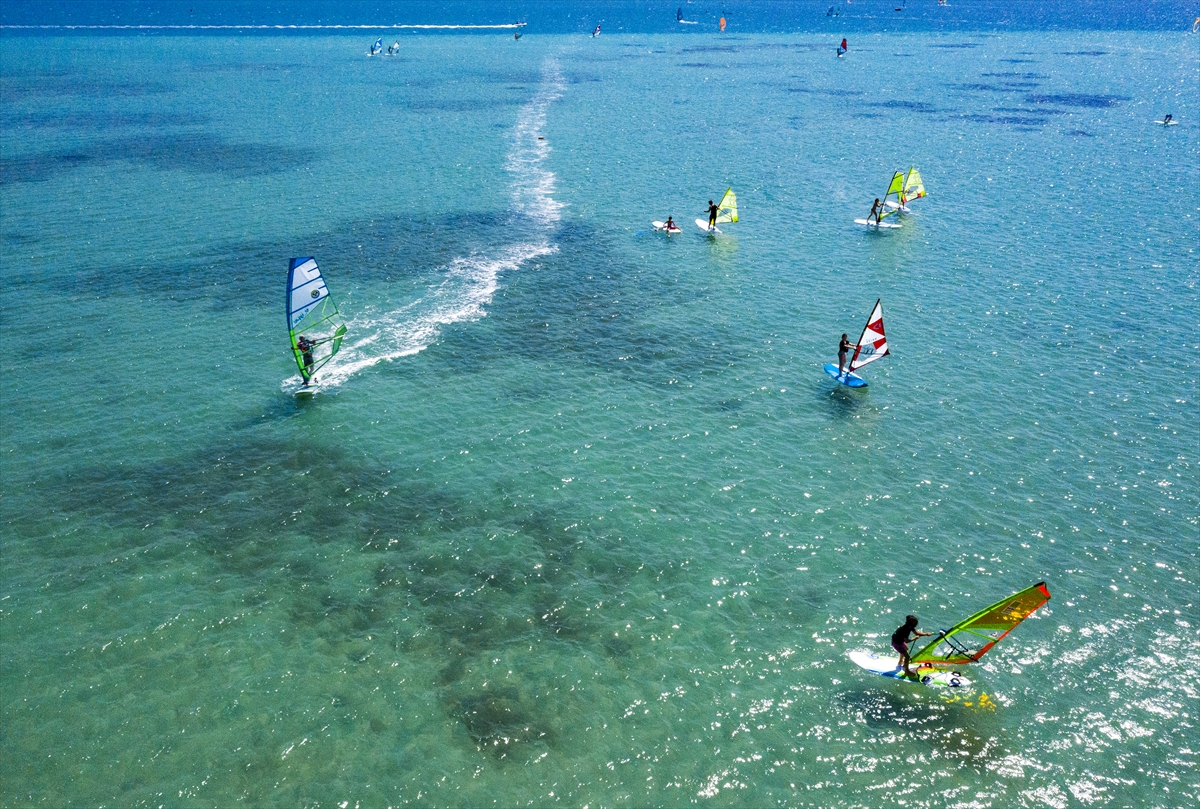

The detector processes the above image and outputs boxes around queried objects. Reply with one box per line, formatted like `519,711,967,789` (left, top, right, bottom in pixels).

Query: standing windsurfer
297,335,315,384
869,197,883,225
838,38,848,56
1163,114,1172,125
838,334,853,377
892,615,933,677
705,199,720,230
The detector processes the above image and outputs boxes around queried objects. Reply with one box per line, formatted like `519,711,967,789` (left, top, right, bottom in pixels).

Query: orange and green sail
911,582,1051,667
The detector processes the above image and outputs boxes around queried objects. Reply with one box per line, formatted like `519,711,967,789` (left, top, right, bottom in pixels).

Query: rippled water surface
1,10,1197,808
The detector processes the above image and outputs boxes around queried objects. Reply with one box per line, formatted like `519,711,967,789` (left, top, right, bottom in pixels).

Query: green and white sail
901,166,926,205
715,187,738,223
911,582,1051,667
287,257,347,383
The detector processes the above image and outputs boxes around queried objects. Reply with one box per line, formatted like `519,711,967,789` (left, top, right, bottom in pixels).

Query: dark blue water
2,0,1196,33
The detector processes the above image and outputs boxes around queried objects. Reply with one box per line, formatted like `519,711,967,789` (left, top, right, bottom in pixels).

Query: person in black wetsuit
838,333,853,376
1163,114,1172,124
296,335,316,385
869,197,883,224
892,615,933,677
705,199,720,230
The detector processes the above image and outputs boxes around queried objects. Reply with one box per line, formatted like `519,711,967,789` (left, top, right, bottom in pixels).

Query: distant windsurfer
1162,114,1172,125
892,615,933,677
838,334,853,377
592,24,601,37
838,38,848,56
869,197,883,225
296,335,315,385
705,199,719,230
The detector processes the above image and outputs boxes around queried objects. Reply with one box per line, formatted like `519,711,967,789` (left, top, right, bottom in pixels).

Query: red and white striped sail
850,299,889,371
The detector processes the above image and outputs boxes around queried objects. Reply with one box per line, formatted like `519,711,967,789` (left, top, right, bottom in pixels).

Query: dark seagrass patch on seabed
867,100,939,113
2,111,208,132
787,87,865,97
0,133,315,185
1027,93,1127,107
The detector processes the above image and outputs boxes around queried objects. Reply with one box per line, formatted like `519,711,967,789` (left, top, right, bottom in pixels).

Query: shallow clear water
2,11,1198,809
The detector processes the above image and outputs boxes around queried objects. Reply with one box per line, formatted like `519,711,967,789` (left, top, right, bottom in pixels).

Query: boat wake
286,58,565,392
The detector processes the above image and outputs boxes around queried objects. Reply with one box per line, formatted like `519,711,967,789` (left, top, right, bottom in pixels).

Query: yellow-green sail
902,167,926,203
715,187,738,223
911,582,1051,667
880,171,904,219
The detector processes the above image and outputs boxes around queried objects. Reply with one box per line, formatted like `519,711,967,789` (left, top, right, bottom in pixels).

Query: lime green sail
911,582,1051,667
715,187,738,224
287,257,347,385
879,171,904,220
901,166,926,205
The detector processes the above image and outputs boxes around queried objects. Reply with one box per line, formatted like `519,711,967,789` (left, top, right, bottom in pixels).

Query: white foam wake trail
507,59,567,227
292,242,556,390
284,57,566,394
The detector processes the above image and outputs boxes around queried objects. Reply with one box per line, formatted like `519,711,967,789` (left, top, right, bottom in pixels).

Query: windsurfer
869,197,883,224
838,38,848,55
1163,114,1172,124
705,199,719,230
892,615,933,677
664,216,676,231
297,335,315,384
838,334,853,376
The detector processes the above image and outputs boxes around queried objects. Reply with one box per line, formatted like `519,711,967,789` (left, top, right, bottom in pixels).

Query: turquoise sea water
2,4,1198,807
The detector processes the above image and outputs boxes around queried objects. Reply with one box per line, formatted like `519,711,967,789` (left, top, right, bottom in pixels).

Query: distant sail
287,257,347,383
902,167,926,204
715,187,738,223
849,298,888,371
592,24,601,37
911,582,1051,667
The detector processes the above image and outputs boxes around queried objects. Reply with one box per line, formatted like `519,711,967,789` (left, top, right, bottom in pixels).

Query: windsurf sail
879,171,904,220
287,257,347,383
901,167,926,205
849,298,888,371
911,582,1051,667
715,187,738,224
